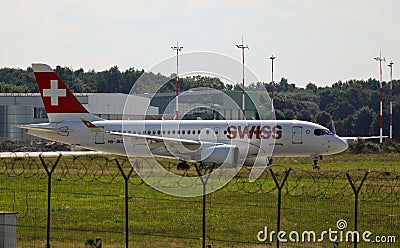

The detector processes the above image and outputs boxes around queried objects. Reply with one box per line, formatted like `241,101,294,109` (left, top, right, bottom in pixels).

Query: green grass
0,154,399,247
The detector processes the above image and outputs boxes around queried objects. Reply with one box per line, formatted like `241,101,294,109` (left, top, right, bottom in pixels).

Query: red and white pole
380,58,383,144
374,51,385,144
241,47,245,120
388,61,394,140
171,41,183,120
175,48,179,120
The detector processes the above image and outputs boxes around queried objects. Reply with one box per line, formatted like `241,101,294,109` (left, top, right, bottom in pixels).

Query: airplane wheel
177,161,190,170
312,160,320,170
267,157,274,167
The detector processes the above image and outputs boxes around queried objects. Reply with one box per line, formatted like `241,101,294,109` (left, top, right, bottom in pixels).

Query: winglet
331,120,336,135
80,118,104,133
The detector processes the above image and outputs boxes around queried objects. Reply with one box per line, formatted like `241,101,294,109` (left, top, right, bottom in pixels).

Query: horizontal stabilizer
17,125,69,134
80,118,104,133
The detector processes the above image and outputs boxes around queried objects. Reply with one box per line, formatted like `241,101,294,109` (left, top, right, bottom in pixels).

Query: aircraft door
95,126,105,144
292,126,303,144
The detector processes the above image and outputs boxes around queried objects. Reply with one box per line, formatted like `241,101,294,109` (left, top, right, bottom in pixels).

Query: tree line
0,65,399,141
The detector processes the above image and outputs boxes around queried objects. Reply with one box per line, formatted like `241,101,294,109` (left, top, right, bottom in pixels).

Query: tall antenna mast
171,39,183,120
236,36,249,120
374,50,385,144
270,55,276,118
388,61,394,140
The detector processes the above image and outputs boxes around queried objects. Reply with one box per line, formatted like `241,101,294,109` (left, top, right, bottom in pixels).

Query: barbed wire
1,154,400,202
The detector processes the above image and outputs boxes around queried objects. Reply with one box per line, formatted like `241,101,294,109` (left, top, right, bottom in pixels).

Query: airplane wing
17,125,69,135
331,121,388,141
81,118,221,151
341,136,389,141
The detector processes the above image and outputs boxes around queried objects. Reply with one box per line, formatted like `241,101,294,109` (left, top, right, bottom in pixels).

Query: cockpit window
325,129,333,135
314,129,333,136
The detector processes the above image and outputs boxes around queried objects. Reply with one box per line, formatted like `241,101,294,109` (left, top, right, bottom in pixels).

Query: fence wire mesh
0,154,399,247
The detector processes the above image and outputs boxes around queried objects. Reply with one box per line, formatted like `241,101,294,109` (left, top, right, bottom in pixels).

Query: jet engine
200,145,240,166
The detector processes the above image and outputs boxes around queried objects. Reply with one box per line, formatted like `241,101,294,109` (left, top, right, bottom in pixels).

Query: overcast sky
1,0,399,87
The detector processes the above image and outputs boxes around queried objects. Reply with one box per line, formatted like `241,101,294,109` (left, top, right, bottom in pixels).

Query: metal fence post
194,163,216,248
39,154,62,248
115,159,135,248
346,171,369,248
269,168,292,248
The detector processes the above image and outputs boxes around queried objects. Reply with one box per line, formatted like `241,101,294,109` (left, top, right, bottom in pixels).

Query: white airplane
19,63,348,170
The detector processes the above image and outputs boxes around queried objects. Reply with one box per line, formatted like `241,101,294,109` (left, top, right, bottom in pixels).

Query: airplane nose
327,136,348,154
334,136,348,153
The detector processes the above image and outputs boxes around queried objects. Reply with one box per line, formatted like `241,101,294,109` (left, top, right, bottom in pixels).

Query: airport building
0,93,158,140
0,91,270,141
147,90,269,120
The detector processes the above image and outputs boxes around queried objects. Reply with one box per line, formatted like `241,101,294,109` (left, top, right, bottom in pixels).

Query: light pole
388,61,394,140
171,40,183,120
270,55,276,99
236,37,249,120
270,55,276,118
374,51,385,144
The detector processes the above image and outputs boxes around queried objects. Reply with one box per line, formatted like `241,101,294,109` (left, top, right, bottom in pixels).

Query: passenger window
182,130,185,135
157,130,161,135
167,130,170,135
172,130,176,135
198,130,201,135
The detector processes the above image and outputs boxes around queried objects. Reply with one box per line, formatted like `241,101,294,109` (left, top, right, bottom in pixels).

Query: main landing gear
177,160,190,170
267,157,274,167
310,155,322,170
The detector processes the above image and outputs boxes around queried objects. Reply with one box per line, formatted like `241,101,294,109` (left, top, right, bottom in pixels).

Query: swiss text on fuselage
226,125,282,140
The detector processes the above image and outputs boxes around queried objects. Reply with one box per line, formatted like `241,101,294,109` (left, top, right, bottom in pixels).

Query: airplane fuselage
26,119,348,166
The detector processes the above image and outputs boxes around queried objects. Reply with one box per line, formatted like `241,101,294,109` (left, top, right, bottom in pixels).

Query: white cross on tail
42,80,66,106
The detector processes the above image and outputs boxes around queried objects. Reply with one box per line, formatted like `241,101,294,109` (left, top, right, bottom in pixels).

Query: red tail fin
33,63,87,113
32,63,101,122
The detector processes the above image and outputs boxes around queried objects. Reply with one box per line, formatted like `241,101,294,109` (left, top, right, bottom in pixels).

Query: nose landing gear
310,154,323,170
